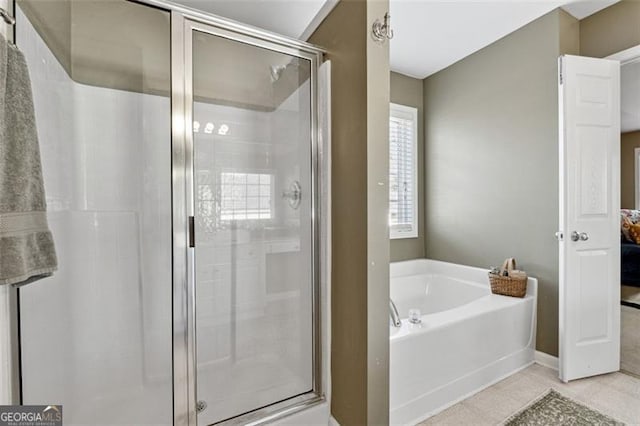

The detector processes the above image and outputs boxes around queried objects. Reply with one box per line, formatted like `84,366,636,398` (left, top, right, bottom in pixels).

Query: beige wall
18,0,72,73
310,0,390,424
560,8,580,54
19,0,170,96
423,9,578,357
310,3,367,420
390,72,426,261
580,0,640,58
366,2,391,423
622,132,640,209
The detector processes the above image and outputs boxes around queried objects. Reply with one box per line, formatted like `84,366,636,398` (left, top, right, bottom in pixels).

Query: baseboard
329,415,340,426
534,351,559,371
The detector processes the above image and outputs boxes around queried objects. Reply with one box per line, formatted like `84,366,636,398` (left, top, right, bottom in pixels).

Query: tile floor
418,364,640,425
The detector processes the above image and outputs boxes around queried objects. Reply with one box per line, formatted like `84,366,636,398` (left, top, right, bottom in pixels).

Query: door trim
607,44,640,377
607,44,640,211
606,44,640,65
636,148,640,210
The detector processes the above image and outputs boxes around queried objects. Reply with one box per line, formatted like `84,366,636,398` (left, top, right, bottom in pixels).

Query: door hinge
559,57,563,85
189,216,195,248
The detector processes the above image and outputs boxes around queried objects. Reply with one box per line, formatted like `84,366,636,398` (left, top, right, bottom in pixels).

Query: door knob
571,231,589,242
282,180,302,210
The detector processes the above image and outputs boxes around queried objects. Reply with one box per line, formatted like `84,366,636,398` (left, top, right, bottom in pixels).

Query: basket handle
500,258,516,274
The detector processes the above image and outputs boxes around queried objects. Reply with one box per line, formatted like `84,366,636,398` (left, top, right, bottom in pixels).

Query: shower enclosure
16,1,326,425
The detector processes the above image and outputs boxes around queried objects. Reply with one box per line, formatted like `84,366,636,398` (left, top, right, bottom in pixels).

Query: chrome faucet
389,299,401,327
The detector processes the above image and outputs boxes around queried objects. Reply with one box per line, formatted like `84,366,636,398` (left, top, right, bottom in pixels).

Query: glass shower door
18,1,173,424
189,27,317,424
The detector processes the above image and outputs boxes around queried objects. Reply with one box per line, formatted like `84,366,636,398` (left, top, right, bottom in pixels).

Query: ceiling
171,0,336,39
173,0,618,80
390,0,619,79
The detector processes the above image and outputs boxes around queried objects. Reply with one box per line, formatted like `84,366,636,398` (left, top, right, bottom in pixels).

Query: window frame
389,102,419,240
218,170,276,222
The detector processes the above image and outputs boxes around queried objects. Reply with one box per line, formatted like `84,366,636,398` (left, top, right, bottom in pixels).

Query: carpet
503,389,623,426
622,285,640,309
622,305,640,377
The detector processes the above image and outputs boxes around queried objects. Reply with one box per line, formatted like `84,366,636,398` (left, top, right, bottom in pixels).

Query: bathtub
390,259,537,425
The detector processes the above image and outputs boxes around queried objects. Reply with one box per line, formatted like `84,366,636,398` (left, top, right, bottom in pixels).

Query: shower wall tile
17,7,75,212
75,86,141,211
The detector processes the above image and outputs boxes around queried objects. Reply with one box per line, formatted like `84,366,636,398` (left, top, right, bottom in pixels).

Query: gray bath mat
504,389,623,425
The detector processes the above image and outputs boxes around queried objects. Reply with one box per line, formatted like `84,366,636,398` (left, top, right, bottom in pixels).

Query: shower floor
197,354,310,424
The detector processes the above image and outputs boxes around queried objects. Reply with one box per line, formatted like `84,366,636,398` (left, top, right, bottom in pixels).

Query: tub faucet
389,299,401,327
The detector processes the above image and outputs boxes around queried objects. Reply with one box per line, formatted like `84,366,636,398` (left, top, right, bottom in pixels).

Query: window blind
220,172,273,221
389,103,418,239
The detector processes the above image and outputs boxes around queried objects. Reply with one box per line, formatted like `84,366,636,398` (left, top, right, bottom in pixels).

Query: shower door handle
189,216,195,247
282,181,302,210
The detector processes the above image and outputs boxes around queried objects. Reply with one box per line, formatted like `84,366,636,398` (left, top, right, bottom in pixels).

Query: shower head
269,64,287,82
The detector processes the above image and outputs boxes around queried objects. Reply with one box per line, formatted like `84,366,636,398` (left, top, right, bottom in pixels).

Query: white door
559,55,621,382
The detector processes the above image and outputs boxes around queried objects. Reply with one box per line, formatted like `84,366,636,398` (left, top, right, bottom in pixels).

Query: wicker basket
488,258,527,298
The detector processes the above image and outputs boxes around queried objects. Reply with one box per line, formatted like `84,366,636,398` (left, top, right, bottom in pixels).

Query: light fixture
193,121,200,133
218,124,229,136
204,122,214,134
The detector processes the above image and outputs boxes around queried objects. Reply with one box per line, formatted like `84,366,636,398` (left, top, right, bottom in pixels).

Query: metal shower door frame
168,7,324,426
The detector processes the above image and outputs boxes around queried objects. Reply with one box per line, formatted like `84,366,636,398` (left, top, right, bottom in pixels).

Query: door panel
190,29,315,424
559,55,620,382
578,130,609,216
577,251,610,343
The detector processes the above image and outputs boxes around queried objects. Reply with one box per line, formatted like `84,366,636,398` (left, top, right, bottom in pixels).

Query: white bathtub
390,259,537,425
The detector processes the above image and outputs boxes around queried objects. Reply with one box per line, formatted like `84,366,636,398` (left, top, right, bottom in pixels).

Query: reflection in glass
192,31,314,424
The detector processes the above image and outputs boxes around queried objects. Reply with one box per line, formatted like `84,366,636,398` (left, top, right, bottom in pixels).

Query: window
389,103,418,239
220,172,273,221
